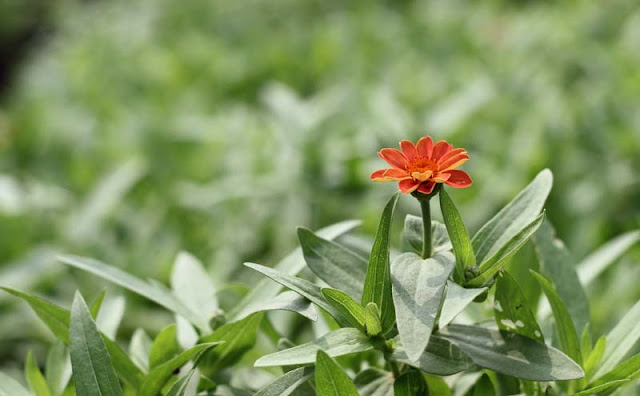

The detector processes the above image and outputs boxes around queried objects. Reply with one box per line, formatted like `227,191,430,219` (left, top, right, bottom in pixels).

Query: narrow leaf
298,227,367,301
322,288,365,331
472,169,552,263
391,252,454,361
234,290,318,322
494,271,543,342
171,251,219,321
25,351,51,396
593,300,640,379
315,350,359,396
255,367,314,396
101,336,144,389
574,380,631,396
129,329,152,373
584,336,606,378
0,372,32,396
577,230,640,286
467,212,545,287
364,302,382,337
439,281,486,328
589,353,640,396
392,335,472,376
95,296,125,340
531,270,582,366
90,289,107,319
69,291,123,396
362,193,399,334
440,188,475,283
149,325,180,370
439,324,584,381
255,328,373,367
165,370,195,396
1,287,69,342
354,369,394,396
44,342,71,396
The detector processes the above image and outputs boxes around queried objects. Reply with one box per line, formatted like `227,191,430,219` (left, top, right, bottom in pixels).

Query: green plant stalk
420,198,432,259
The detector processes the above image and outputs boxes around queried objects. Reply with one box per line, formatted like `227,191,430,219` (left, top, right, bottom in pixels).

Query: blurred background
1,0,639,375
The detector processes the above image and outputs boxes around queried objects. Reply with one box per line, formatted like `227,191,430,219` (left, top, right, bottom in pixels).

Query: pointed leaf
439,324,584,381
234,290,318,322
364,302,382,337
439,282,486,328
393,370,426,396
392,335,472,376
171,251,218,320
0,372,32,396
321,288,365,331
585,336,606,378
354,369,394,396
101,336,144,389
471,374,495,396
1,287,69,342
589,353,640,396
577,230,640,286
494,271,543,342
255,367,314,396
298,227,367,301
165,370,195,396
533,221,590,335
25,351,51,396
391,252,454,361
440,188,476,283
315,350,359,396
95,296,125,340
593,300,640,379
467,212,545,287
129,329,152,373
472,169,552,263
90,289,107,319
149,325,180,369
574,380,631,396
58,255,208,331
255,328,373,367
69,292,123,396
531,270,582,365
44,342,71,396
362,193,399,334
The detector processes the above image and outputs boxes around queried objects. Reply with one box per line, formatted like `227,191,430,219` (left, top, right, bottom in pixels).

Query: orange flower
370,136,472,195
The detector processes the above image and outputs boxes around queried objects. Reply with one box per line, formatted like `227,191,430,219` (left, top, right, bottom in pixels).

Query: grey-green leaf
255,328,373,367
354,369,394,396
531,270,582,366
0,372,33,396
391,252,454,361
44,342,71,396
439,281,486,328
593,300,640,379
298,227,367,301
234,290,318,321
440,188,476,283
577,230,640,287
69,291,123,396
170,251,219,321
494,271,543,342
165,370,195,396
129,329,152,373
25,351,51,396
322,288,365,331
472,169,552,263
574,380,631,396
403,216,452,255
533,221,590,336
58,255,209,332
362,193,399,334
588,353,640,396
467,212,545,287
255,367,314,396
439,324,584,381
392,335,472,376
315,350,359,396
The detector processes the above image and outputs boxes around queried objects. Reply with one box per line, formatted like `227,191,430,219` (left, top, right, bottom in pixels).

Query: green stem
420,198,432,259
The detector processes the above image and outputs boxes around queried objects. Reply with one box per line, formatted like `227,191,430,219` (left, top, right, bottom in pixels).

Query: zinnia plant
2,136,639,395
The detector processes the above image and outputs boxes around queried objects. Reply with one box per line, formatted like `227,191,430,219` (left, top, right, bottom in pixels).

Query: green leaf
439,324,584,381
315,350,359,396
255,367,314,396
25,351,51,396
44,342,71,396
69,291,123,396
230,221,360,320
391,252,454,361
129,329,152,373
467,212,545,287
244,263,343,324
0,371,33,396
574,380,631,396
1,287,70,343
424,375,451,396
235,290,318,322
321,288,365,331
149,325,180,369
255,328,373,367
577,230,640,287
440,188,476,283
138,342,221,396
494,271,543,342
584,336,606,378
362,193,399,334
170,251,219,322
90,289,107,319
531,270,582,366
199,313,263,374
58,255,209,332
471,169,552,263
392,335,472,376
364,302,382,337
393,370,426,396
354,369,393,396
95,295,125,340
581,324,593,364
588,353,640,396
439,281,486,328
298,227,367,301
593,300,640,379
533,221,590,336
164,370,195,396
471,374,495,396
403,216,452,255
101,336,144,389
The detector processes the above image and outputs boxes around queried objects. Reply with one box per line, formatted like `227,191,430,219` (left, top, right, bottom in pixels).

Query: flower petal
438,148,467,164
371,168,410,182
398,179,421,194
431,172,451,183
439,153,470,172
431,141,451,161
443,170,472,188
416,136,434,158
411,170,433,182
378,148,409,170
417,181,436,195
400,140,418,161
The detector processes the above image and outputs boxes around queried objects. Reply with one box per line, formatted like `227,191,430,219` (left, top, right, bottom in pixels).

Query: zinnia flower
370,136,472,195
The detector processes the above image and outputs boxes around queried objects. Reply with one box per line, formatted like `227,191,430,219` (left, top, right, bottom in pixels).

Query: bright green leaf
440,188,476,283
101,336,144,389
315,350,359,396
364,302,382,337
149,325,180,370
393,370,426,396
90,289,107,319
25,351,51,396
362,193,399,334
588,353,640,396
494,271,543,342
164,369,195,396
584,336,606,379
322,288,365,331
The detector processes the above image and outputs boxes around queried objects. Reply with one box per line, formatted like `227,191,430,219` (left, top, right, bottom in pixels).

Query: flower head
370,136,472,195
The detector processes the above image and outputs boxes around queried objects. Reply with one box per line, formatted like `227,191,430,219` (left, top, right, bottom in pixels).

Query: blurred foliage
0,0,639,377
